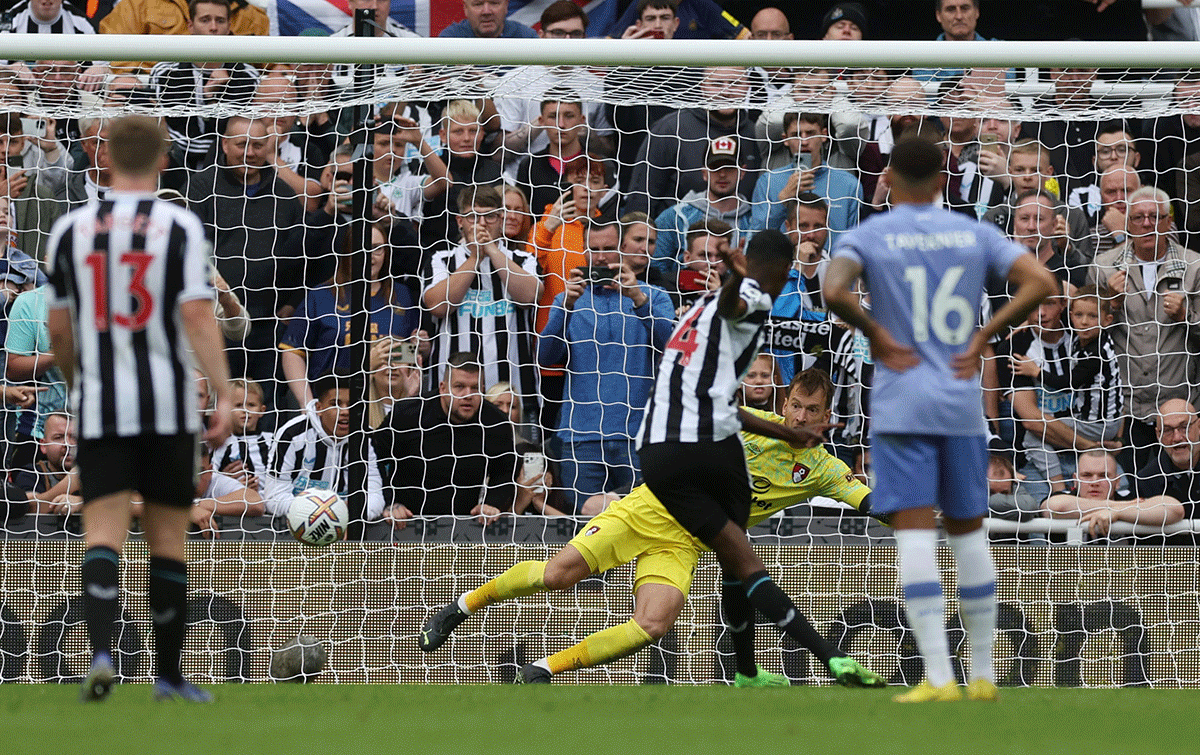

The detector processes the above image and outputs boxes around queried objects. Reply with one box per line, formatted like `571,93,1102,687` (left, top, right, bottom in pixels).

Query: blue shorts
870,433,988,520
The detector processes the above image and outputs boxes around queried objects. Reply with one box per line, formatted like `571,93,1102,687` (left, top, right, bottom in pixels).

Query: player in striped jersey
824,134,1056,703
420,368,884,688
628,229,864,688
46,116,233,703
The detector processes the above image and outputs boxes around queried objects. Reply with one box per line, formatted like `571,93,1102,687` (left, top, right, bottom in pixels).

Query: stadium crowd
1,0,1199,542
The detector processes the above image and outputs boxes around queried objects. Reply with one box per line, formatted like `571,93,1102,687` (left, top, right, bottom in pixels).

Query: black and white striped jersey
211,430,273,492
261,402,384,518
1070,332,1124,425
45,192,213,440
4,1,94,35
638,278,774,446
423,240,539,402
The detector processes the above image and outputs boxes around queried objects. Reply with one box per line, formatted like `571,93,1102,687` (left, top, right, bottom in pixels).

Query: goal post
0,36,1198,687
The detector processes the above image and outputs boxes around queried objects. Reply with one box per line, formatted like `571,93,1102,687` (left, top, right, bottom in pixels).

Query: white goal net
0,37,1198,687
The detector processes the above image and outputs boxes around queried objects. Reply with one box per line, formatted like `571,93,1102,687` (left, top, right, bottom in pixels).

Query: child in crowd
212,378,273,495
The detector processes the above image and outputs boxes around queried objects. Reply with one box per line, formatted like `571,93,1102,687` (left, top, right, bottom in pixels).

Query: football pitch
6,684,1200,755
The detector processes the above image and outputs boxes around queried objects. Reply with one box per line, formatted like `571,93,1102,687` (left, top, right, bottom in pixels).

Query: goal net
1,37,1198,687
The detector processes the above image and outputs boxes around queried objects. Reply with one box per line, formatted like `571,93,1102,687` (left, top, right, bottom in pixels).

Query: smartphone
522,452,545,480
795,151,813,170
389,340,417,366
979,132,1001,155
677,268,707,292
583,266,616,285
20,117,44,137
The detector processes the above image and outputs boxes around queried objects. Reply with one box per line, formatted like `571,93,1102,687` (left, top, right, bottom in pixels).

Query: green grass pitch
5,683,1200,755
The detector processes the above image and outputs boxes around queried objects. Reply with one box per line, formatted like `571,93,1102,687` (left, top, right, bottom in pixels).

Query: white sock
948,529,997,683
456,594,472,615
895,529,954,687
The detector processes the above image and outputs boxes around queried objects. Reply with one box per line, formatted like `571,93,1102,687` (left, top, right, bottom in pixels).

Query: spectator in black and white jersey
1013,284,1124,497
149,0,259,170
262,371,400,527
210,378,271,495
1008,287,1073,493
422,184,541,415
1,0,108,91
373,351,519,521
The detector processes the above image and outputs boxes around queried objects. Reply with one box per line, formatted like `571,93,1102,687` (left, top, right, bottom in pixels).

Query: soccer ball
287,489,348,546
269,635,328,683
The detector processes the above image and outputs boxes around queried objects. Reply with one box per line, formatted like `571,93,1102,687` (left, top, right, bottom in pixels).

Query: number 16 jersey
637,278,774,446
45,193,213,440
832,203,1025,437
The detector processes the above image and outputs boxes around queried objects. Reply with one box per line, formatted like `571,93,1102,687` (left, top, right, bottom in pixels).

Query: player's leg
941,435,998,702
520,583,685,683
79,491,133,702
873,434,960,703
420,544,588,652
521,542,696,683
138,435,211,702
422,492,657,653
142,502,211,702
720,574,784,687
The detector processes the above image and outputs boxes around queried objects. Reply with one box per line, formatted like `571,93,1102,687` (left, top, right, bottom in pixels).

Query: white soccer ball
287,489,348,546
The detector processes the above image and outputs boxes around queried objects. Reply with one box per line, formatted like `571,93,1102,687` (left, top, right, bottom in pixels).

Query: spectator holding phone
537,218,674,514
751,112,862,248
485,381,567,516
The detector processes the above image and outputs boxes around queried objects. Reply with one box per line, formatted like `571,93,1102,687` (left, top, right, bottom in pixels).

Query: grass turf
6,683,1200,755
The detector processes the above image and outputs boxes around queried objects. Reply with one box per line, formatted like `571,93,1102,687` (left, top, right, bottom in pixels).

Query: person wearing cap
650,135,761,279
820,2,866,40
1090,186,1200,474
751,112,862,249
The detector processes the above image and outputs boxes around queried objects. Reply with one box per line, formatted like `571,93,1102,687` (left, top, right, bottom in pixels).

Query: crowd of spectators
1,0,1199,543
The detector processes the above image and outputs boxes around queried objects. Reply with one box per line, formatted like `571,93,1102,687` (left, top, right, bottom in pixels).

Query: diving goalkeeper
420,368,886,688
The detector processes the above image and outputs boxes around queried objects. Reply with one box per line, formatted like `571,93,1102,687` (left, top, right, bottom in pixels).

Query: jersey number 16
903,265,972,346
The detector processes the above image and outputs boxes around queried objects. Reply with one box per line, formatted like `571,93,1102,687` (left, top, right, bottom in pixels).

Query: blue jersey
832,204,1025,436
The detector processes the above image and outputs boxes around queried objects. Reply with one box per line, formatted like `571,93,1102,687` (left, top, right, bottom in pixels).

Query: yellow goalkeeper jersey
739,407,870,527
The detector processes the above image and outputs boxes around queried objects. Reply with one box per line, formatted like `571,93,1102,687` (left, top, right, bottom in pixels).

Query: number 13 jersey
832,203,1025,436
46,193,213,440
637,278,773,447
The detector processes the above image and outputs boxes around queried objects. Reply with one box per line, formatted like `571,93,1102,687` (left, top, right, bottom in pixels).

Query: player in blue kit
824,135,1057,703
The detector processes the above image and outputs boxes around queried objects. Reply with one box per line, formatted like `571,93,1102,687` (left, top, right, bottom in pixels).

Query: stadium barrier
2,537,1196,688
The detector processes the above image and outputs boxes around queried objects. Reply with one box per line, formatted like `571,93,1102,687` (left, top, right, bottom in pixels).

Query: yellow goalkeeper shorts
568,484,700,597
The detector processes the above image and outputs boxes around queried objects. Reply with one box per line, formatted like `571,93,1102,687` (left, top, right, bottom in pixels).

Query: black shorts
639,435,751,545
77,433,198,509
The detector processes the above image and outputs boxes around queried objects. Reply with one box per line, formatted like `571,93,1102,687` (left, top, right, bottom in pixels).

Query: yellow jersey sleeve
740,408,871,528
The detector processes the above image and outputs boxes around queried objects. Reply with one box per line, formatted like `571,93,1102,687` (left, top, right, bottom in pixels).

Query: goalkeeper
420,368,885,688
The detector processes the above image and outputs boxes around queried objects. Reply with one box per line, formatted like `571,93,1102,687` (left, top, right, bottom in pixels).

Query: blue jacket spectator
750,113,862,249
537,220,675,514
439,0,538,38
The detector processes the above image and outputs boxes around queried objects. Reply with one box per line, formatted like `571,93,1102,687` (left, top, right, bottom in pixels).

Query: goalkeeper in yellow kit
419,368,885,688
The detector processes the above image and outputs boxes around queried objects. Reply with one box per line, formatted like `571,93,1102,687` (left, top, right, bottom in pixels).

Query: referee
46,116,232,703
